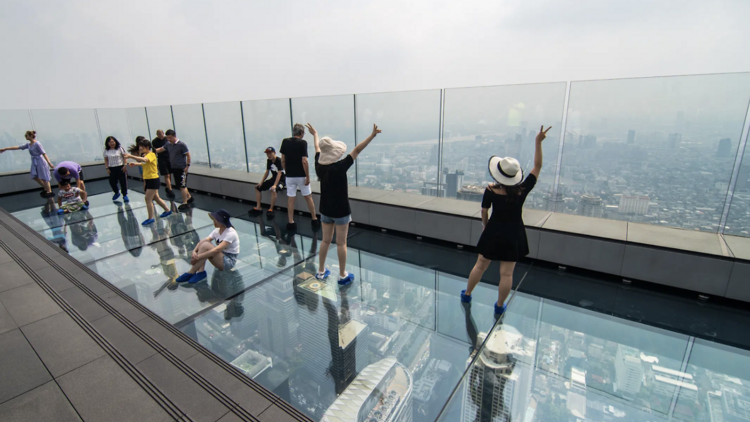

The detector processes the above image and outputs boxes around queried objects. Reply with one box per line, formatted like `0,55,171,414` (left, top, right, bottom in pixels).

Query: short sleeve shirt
209,227,240,255
104,147,127,167
164,140,189,169
266,156,284,179
315,152,355,218
151,137,171,163
279,138,308,177
57,187,82,205
142,152,159,180
54,162,82,182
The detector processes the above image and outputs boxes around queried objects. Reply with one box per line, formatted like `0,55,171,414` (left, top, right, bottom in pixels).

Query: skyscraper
578,195,603,218
717,138,733,158
258,277,299,359
618,196,650,215
461,327,532,422
614,345,643,398
627,130,636,144
296,278,370,393
445,170,464,199
668,133,682,149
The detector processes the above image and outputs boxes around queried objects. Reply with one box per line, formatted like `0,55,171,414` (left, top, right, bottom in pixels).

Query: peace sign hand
536,125,552,143
371,124,381,137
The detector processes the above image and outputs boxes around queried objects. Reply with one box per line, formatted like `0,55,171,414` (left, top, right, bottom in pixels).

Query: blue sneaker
141,218,155,226
57,209,64,215
123,195,129,203
461,290,472,303
338,272,355,286
81,204,89,210
494,302,507,315
112,193,121,201
315,268,331,280
188,271,207,284
176,272,193,283
159,210,173,218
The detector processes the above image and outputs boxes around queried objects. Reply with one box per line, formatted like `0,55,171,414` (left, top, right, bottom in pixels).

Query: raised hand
536,125,552,143
371,124,381,137
305,123,317,136
128,162,136,167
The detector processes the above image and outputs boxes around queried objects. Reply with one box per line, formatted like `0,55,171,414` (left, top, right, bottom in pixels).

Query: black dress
476,174,537,262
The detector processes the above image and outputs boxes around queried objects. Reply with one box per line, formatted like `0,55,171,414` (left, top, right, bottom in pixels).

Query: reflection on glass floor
10,190,750,422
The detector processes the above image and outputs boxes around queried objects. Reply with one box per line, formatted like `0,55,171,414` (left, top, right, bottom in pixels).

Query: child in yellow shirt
125,138,172,225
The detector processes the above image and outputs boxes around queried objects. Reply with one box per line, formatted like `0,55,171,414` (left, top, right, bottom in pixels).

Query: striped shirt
104,147,127,167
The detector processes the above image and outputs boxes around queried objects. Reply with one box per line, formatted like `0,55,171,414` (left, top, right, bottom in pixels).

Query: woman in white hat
307,122,381,286
461,125,552,315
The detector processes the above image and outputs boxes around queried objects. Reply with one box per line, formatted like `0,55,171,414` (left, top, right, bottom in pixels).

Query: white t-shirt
209,227,239,255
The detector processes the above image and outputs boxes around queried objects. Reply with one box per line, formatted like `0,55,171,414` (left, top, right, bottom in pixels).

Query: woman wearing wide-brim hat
461,125,552,316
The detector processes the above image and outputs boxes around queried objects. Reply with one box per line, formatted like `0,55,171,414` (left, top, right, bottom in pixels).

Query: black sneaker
43,191,56,198
286,222,297,231
85,201,90,206
266,211,275,219
165,189,175,198
187,197,195,204
178,204,190,212
39,190,47,197
248,208,263,216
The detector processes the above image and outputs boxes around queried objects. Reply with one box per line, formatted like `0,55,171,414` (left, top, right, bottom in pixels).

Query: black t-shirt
279,137,308,177
151,137,170,163
315,152,354,218
266,156,285,180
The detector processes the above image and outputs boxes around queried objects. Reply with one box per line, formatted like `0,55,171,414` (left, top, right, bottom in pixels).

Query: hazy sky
1,0,749,110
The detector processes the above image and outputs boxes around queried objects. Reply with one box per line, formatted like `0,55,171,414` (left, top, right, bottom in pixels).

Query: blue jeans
320,214,352,225
222,252,238,270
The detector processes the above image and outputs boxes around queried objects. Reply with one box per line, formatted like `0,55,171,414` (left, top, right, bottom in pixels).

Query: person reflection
117,203,145,256
172,203,201,263
150,219,179,297
191,266,246,321
41,197,67,252
66,210,98,251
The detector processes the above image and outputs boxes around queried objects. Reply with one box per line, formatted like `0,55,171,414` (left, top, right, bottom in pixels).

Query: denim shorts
320,214,352,225
222,252,238,271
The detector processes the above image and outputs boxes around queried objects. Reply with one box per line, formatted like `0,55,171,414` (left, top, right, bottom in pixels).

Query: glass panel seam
719,97,750,233
144,107,152,140
201,104,211,168
667,336,695,421
551,81,572,207
354,94,358,186
240,102,250,173
437,89,445,197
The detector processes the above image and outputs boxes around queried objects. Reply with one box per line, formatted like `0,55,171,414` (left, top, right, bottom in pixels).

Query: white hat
318,137,348,165
488,156,523,185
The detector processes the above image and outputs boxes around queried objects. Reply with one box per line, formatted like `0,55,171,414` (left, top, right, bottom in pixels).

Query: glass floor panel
4,186,750,422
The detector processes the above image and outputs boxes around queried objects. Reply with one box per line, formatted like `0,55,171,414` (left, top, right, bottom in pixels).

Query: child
249,146,285,217
56,179,88,214
125,138,172,225
176,209,239,284
128,138,146,191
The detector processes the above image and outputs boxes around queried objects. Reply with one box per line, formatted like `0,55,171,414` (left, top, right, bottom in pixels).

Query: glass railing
2,72,749,236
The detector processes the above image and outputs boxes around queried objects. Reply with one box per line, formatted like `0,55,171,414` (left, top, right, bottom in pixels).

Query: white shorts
286,177,312,197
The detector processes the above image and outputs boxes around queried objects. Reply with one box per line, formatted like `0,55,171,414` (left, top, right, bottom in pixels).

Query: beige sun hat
488,156,523,185
318,137,348,165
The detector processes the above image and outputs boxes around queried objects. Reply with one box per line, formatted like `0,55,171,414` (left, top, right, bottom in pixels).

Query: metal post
551,82,572,211
201,104,211,168
170,105,176,131
353,94,358,186
144,107,152,139
437,89,445,198
240,102,250,173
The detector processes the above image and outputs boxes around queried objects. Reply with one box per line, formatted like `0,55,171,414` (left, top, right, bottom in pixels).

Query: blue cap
264,146,275,153
209,209,232,228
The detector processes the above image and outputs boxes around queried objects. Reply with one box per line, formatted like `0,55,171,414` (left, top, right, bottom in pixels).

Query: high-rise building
321,357,413,422
567,367,587,419
614,345,643,398
544,187,565,212
627,130,636,144
461,327,533,422
456,185,484,202
718,138,733,158
668,133,682,149
421,182,445,197
258,277,299,359
618,196,650,215
737,164,750,192
583,135,597,149
295,278,370,393
445,170,464,199
721,387,750,422
578,195,603,218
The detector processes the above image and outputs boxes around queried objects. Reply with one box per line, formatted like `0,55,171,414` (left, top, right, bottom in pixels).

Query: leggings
108,166,128,195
